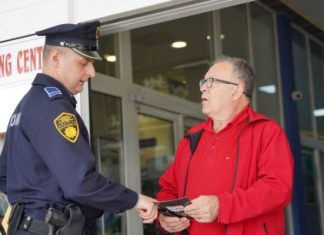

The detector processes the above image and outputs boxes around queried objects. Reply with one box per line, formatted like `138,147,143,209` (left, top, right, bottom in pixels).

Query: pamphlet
157,197,192,217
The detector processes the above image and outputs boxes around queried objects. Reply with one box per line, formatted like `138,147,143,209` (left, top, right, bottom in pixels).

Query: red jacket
157,106,294,235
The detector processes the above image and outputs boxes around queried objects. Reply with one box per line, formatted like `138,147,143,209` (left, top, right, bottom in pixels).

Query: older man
156,56,294,235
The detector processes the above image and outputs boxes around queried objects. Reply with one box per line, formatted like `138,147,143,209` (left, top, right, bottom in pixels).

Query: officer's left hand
183,195,219,223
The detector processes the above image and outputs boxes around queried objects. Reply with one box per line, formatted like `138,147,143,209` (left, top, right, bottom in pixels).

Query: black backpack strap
185,129,204,156
181,130,203,235
182,129,204,196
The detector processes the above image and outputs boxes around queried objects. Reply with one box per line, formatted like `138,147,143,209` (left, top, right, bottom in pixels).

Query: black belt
19,215,50,235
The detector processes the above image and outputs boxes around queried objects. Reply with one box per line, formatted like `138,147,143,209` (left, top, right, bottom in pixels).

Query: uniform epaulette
44,87,63,100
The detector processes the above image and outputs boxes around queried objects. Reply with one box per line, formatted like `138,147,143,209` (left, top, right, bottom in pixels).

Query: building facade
0,0,324,234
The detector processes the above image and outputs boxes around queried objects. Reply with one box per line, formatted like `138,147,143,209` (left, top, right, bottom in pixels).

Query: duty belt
19,215,50,235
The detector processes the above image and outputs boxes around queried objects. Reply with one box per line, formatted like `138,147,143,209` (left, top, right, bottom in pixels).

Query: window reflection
250,3,280,122
310,41,324,141
301,147,322,234
292,29,314,137
90,92,124,235
131,13,214,102
137,114,174,235
220,4,249,60
95,34,120,78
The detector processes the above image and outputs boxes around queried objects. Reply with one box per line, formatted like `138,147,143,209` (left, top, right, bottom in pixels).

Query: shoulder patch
54,112,79,143
44,87,63,99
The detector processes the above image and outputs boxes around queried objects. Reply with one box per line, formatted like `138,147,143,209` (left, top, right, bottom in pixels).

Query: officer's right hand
159,214,190,233
135,194,158,223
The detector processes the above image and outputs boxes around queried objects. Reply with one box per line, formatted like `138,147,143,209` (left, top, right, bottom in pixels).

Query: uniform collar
32,73,77,107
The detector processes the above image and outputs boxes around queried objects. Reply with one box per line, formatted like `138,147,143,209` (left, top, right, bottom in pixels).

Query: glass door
136,105,183,235
90,91,126,235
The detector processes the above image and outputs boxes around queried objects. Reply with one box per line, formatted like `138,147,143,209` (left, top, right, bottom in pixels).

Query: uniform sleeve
25,100,138,213
217,122,294,223
0,142,7,194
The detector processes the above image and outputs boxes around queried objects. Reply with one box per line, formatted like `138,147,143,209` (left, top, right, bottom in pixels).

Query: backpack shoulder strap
185,129,204,155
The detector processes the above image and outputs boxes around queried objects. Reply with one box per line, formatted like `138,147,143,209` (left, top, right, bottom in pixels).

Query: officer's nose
86,62,96,79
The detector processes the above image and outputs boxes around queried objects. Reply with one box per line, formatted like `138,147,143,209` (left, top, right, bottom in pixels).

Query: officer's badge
54,112,79,143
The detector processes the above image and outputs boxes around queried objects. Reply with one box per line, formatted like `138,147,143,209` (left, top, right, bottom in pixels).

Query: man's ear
231,85,244,100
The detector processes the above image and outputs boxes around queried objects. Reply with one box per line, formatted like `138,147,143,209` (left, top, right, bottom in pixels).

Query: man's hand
183,195,219,223
135,194,158,223
159,214,190,233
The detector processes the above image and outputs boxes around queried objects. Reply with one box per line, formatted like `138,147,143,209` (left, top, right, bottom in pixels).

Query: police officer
0,21,157,235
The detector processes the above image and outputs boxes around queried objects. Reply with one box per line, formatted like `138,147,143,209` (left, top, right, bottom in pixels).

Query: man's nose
200,82,207,93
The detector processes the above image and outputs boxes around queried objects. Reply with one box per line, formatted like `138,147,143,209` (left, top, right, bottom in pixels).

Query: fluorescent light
220,34,225,40
171,41,187,49
104,55,117,62
314,109,324,117
258,85,276,94
206,35,211,40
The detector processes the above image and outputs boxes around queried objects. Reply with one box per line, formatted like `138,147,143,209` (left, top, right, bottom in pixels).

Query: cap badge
96,26,101,39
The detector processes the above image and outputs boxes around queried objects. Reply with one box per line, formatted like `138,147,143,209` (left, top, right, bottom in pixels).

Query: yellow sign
54,112,79,143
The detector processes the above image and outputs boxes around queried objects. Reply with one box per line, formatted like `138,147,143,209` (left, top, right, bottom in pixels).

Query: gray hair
214,55,255,98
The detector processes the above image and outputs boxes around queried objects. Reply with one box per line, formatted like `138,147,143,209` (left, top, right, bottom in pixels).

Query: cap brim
72,48,102,60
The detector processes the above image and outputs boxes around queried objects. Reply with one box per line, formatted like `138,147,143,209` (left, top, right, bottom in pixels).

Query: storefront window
220,4,249,61
310,40,324,141
301,147,322,234
95,34,120,78
250,3,281,122
137,114,174,235
90,92,124,235
292,29,314,137
131,13,214,102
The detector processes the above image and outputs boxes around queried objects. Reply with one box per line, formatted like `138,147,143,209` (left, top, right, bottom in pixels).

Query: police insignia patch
44,87,62,98
54,112,79,143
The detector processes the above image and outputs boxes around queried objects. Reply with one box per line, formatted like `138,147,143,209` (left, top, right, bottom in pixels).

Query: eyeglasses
199,77,239,88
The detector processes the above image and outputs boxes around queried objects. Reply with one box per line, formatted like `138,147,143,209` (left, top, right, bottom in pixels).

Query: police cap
36,20,102,60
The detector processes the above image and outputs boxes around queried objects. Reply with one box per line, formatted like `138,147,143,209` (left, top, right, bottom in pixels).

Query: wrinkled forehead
205,61,235,78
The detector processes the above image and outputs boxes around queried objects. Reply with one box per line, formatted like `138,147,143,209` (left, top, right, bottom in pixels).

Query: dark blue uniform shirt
0,73,138,223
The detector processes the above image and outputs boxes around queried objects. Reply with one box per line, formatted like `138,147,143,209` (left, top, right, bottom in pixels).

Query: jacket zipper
183,150,193,197
263,223,269,235
180,148,194,235
224,119,249,235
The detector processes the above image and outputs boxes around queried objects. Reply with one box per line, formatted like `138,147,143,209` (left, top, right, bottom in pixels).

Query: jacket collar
32,73,77,107
187,105,270,135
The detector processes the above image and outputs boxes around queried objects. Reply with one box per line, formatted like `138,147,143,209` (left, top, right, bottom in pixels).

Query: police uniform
0,21,138,235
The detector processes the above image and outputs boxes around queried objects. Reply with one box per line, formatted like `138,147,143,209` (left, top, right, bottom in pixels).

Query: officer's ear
48,47,63,68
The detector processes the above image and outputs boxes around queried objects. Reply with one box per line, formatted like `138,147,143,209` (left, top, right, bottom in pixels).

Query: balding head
213,56,255,98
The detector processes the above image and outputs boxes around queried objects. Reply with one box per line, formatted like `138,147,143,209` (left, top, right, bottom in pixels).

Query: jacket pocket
263,223,269,235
